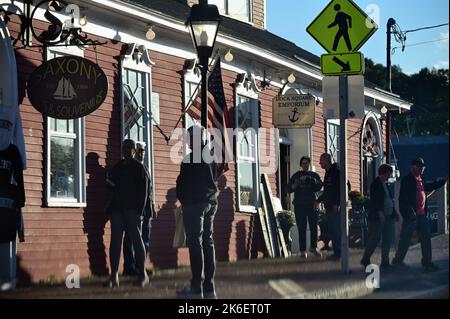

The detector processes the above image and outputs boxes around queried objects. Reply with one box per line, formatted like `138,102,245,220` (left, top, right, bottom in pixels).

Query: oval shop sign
27,56,108,119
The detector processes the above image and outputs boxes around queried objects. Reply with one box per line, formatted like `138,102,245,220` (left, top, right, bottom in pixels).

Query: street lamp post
186,0,221,128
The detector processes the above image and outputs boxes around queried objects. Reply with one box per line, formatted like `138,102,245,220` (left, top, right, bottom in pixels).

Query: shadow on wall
83,152,108,276
150,187,179,268
236,220,250,260
16,255,32,287
214,174,235,262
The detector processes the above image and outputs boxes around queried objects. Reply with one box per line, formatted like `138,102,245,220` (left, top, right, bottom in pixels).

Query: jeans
394,215,432,266
182,202,217,294
123,215,151,272
109,210,146,278
362,218,394,265
294,205,318,251
326,208,341,256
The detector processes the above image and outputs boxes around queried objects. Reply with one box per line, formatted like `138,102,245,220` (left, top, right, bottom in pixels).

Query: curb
398,285,449,299
292,280,373,299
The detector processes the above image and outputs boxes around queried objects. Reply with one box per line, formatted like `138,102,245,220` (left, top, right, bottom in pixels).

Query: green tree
364,58,449,136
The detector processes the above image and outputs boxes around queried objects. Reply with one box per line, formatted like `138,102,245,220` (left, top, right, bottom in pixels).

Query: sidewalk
1,235,448,299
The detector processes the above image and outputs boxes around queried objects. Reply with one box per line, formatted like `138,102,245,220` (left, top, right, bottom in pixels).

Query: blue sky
266,0,449,75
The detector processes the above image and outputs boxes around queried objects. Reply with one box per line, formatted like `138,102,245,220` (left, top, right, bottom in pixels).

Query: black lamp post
186,0,221,128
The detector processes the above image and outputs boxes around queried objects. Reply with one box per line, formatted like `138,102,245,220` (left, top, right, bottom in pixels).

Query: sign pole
339,75,350,274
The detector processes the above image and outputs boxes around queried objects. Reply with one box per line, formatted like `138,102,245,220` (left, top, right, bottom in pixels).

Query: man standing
392,158,447,271
123,142,155,275
176,126,219,299
361,164,400,270
317,153,341,260
106,139,149,288
287,156,323,258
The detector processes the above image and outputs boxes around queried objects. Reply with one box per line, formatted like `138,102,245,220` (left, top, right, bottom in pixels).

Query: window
184,75,201,129
327,120,339,163
122,69,148,142
235,81,259,213
46,48,86,207
210,0,252,23
121,45,155,199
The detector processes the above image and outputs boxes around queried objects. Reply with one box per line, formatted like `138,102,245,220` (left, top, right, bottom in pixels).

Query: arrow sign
321,52,364,76
332,56,350,72
306,0,378,54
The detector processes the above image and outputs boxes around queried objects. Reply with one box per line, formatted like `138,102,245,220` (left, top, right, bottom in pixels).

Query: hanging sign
27,56,108,119
272,93,316,128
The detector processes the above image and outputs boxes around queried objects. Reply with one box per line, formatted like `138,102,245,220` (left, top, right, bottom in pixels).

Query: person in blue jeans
123,142,155,276
316,153,341,260
287,156,323,258
106,139,149,288
392,157,447,272
176,126,219,299
361,164,400,270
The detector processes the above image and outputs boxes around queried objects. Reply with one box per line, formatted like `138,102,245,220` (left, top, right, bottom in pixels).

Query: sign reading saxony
272,93,316,128
27,56,108,119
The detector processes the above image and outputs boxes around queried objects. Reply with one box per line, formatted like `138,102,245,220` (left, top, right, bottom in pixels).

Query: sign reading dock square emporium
27,56,108,119
272,93,316,128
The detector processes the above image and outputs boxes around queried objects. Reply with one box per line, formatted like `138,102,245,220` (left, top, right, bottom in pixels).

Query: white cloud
433,60,449,69
436,31,449,49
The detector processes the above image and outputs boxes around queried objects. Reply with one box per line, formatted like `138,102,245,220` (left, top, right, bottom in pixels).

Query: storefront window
327,120,340,163
46,49,86,207
123,69,147,142
236,93,259,212
121,47,155,201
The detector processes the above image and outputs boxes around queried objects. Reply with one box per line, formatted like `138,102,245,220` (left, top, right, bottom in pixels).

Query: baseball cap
411,157,426,167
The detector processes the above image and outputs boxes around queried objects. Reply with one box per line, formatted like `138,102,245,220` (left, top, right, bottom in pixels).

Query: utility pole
386,18,396,93
386,18,396,164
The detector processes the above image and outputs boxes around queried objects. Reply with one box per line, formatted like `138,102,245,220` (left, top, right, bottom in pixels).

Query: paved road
1,235,448,299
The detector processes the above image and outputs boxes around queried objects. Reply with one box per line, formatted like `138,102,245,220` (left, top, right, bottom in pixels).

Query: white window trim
235,76,260,213
45,46,86,207
120,44,156,202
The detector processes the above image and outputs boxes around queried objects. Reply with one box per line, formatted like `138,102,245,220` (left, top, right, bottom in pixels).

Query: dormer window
210,0,252,23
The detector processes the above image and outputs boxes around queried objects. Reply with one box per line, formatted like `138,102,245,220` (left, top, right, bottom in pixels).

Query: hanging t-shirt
0,144,25,243
415,178,426,216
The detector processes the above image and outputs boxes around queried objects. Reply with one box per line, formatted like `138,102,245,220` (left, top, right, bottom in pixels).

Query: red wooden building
0,0,412,283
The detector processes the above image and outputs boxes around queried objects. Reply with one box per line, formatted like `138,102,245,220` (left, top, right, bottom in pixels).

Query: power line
405,23,449,34
392,37,449,53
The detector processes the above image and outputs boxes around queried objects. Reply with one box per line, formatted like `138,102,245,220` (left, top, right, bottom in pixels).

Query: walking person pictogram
328,4,352,51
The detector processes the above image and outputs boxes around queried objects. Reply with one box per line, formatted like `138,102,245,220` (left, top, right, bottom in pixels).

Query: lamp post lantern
186,0,221,128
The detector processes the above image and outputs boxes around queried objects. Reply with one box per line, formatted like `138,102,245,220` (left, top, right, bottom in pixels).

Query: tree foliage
364,58,449,136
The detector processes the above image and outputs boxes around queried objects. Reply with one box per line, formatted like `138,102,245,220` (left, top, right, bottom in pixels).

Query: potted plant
348,191,370,248
277,210,296,252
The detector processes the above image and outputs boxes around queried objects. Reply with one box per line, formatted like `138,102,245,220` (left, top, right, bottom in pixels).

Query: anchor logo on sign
289,107,300,122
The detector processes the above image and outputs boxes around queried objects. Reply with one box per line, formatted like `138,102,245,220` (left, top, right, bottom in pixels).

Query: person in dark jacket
176,126,219,299
361,164,400,269
122,141,155,275
392,157,447,272
106,139,149,288
287,156,323,258
316,153,341,260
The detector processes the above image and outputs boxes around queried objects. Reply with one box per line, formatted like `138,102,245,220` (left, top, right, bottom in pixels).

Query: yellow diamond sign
307,0,378,53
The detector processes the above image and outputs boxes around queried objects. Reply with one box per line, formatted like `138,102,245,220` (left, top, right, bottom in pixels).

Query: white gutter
365,87,413,110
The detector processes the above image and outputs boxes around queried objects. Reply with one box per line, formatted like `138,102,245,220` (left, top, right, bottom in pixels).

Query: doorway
278,144,291,210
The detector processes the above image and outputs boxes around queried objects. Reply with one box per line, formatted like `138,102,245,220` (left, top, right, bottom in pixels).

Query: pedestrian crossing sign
306,0,378,53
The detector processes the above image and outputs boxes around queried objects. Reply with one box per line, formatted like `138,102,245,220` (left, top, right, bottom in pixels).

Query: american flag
187,58,230,176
